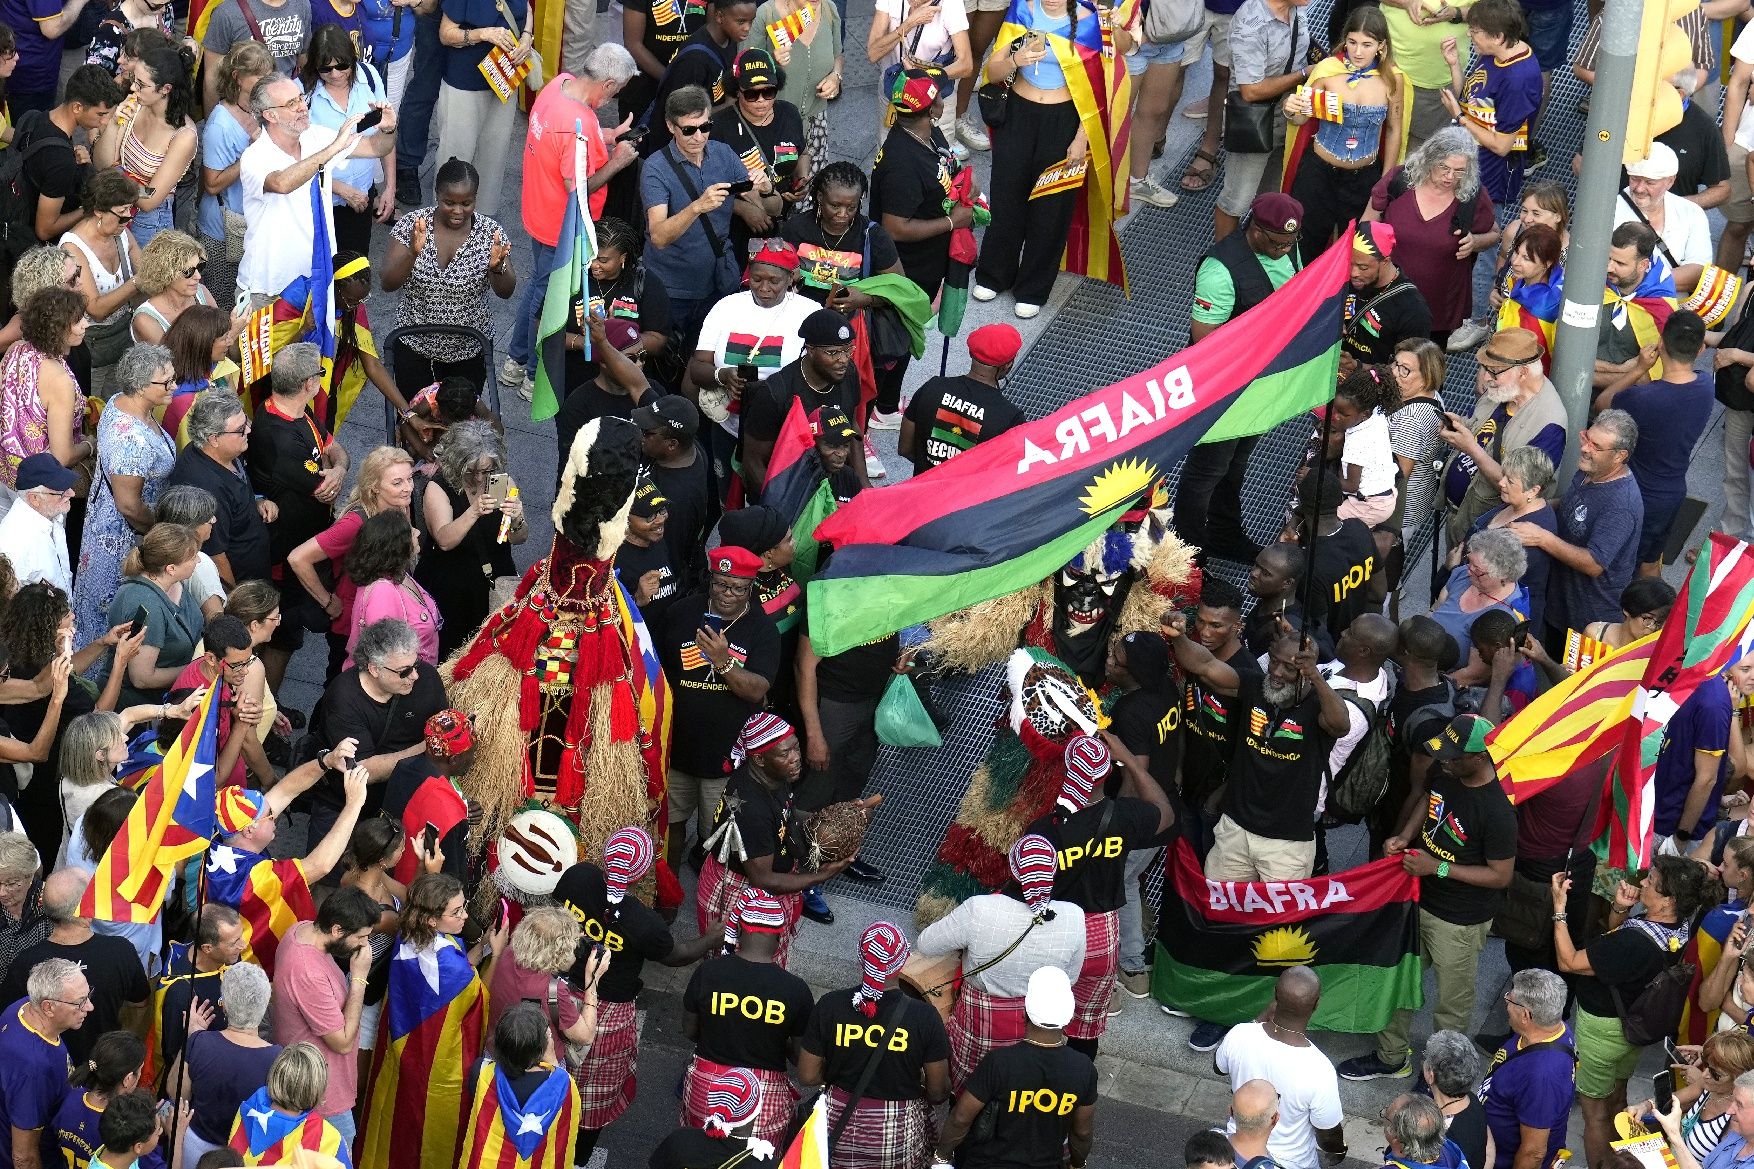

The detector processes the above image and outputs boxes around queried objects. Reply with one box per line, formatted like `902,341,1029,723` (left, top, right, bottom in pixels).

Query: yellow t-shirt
1384,0,1478,91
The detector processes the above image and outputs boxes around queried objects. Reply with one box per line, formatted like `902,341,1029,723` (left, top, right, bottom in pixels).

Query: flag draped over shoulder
981,0,1131,288
229,1086,353,1168
1150,838,1423,1032
1605,254,1679,377
459,1060,580,1169
761,399,839,583
612,573,674,787
532,122,596,422
1494,269,1564,369
804,233,1349,655
78,686,220,923
360,934,488,1169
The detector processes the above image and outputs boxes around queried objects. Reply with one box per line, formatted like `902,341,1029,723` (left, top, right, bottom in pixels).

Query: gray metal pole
1547,0,1642,484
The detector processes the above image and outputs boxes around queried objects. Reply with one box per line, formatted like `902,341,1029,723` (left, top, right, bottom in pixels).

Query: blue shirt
1480,1025,1577,1169
640,140,745,302
1704,1132,1754,1169
1652,678,1734,837
440,0,524,90
306,62,390,200
199,104,255,240
1547,471,1644,632
0,1000,73,1169
1472,504,1558,632
1431,563,1529,665
1617,371,1716,509
1016,2,1070,90
359,0,416,66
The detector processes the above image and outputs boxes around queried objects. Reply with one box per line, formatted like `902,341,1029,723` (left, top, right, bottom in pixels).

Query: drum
898,951,962,1023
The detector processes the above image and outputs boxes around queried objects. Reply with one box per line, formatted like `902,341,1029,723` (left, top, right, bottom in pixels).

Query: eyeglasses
1503,992,1525,1009
674,121,711,136
1479,362,1526,382
271,94,309,111
319,61,351,74
710,577,754,596
47,994,92,1009
142,376,177,391
378,662,419,679
220,422,252,438
742,87,778,100
1433,162,1466,178
0,874,30,892
107,207,137,223
221,653,258,672
1391,360,1418,378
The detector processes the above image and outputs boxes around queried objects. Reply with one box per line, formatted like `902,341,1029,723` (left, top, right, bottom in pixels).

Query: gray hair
1501,445,1556,499
1672,68,1700,97
186,389,246,450
114,343,174,396
38,867,90,925
355,618,419,668
1422,1030,1481,1096
1510,968,1568,1027
25,957,83,1005
433,420,505,494
665,84,710,125
1467,526,1528,585
156,484,219,528
11,246,71,306
1386,1095,1445,1163
1738,1069,1754,1096
1594,408,1640,456
1402,127,1481,203
220,960,272,1030
582,42,637,86
249,75,295,119
0,832,40,882
271,342,323,398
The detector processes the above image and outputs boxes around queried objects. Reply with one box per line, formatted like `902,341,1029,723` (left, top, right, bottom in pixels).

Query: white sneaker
867,408,902,431
498,356,528,389
958,116,991,152
1130,176,1180,209
950,138,971,162
1015,302,1041,319
1445,319,1492,353
971,283,998,302
863,435,888,479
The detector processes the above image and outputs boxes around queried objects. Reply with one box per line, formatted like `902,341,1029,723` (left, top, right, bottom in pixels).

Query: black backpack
1611,929,1696,1047
0,112,72,260
1327,687,1392,822
1392,676,1465,756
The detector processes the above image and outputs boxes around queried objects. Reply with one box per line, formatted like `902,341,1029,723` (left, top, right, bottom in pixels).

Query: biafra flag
1152,838,1423,1033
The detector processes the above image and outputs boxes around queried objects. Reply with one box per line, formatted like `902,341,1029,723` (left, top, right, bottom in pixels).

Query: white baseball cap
1626,143,1679,180
1025,966,1076,1028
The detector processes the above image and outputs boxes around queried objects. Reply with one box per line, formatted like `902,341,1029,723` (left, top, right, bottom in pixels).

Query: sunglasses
319,61,351,74
674,122,711,136
180,262,205,279
380,662,419,679
108,207,138,223
743,87,778,100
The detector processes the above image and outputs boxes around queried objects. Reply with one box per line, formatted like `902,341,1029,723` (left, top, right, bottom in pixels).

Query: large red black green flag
1152,838,1424,1032
804,232,1351,656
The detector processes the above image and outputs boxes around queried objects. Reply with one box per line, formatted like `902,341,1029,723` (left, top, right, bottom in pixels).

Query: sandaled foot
1179,149,1218,191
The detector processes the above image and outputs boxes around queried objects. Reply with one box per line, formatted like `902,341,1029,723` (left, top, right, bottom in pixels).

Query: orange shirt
522,75,609,246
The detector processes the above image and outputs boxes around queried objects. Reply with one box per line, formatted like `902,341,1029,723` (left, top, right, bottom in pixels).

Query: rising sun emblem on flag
1079,457,1160,517
1252,926,1317,967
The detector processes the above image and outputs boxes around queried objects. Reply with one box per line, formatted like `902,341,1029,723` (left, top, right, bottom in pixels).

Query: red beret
968,322,1023,366
707,545,764,579
1250,192,1303,233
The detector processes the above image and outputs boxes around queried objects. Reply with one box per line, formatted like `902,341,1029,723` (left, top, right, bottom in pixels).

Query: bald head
1343,613,1399,666
1233,1079,1280,1134
1273,966,1321,1021
40,867,91,924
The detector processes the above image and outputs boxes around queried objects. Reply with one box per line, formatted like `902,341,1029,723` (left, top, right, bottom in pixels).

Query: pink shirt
345,576,442,667
522,75,608,246
314,508,366,635
270,926,359,1119
488,955,582,1060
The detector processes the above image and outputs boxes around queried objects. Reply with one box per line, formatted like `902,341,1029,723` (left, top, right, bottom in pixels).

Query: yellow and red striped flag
766,4,813,51
779,1093,828,1169
78,687,219,923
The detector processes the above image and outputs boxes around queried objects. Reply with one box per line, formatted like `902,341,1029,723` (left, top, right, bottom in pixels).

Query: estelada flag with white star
228,1085,353,1168
804,227,1350,655
78,684,220,923
459,1059,580,1169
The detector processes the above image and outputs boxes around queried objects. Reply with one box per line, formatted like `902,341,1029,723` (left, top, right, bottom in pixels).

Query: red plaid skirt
825,1088,932,1169
572,998,639,1129
680,1056,800,1146
697,856,802,969
1067,909,1120,1041
948,982,1027,1094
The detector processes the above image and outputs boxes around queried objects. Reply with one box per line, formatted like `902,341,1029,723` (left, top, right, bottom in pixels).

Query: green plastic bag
875,673,943,748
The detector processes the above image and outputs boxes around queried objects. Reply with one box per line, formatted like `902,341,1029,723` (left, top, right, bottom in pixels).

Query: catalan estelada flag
804,231,1350,655
78,685,220,924
203,841,314,976
981,0,1131,288
459,1060,580,1169
1151,838,1423,1032
360,934,489,1169
229,1086,353,1168
1604,253,1679,377
1495,269,1563,371
781,1093,829,1169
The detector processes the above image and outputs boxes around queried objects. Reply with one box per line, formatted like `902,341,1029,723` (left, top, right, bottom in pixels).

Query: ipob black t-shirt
961,1042,1098,1169
710,766,806,874
1415,772,1517,925
1342,279,1433,365
903,375,1026,474
800,989,950,1100
684,953,813,1070
660,594,781,776
870,123,957,297
247,400,334,564
1221,671,1333,843
1182,646,1259,805
782,214,901,305
1310,518,1378,638
620,539,680,633
1026,797,1162,913
814,633,898,704
650,1129,745,1169
553,862,679,1002
1108,685,1183,797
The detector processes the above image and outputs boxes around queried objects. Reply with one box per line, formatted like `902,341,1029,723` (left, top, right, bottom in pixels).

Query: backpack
1611,928,1696,1047
0,112,73,261
1392,676,1464,756
1326,686,1392,823
1142,0,1204,45
1385,165,1482,240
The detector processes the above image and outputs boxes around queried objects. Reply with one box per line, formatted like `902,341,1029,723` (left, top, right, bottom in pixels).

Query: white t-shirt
1216,1022,1345,1169
693,291,817,433
0,500,70,593
1733,23,1754,151
874,0,970,68
1612,191,1713,272
1341,409,1397,498
238,124,341,297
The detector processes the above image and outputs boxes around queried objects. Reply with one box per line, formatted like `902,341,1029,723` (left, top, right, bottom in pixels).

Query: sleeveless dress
72,400,176,648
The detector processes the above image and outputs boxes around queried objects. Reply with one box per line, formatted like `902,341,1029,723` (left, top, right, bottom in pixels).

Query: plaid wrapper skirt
948,983,1027,1094
681,1056,800,1146
573,998,640,1129
824,1088,933,1169
1067,909,1120,1041
697,856,803,968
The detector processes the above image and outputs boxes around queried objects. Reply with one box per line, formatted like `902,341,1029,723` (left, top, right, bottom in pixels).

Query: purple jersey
0,1000,73,1169
1461,46,1543,204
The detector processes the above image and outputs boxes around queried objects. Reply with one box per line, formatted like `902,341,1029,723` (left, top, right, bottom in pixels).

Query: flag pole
1297,404,1336,642
164,853,210,1157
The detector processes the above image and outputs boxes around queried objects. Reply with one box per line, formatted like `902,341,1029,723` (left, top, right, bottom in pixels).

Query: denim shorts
1126,37,1188,74
1523,1,1574,72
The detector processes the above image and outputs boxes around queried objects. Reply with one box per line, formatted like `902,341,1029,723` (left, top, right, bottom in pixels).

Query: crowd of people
2,0,1754,1166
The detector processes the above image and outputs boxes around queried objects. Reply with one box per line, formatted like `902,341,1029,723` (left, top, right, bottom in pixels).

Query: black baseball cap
632,395,700,439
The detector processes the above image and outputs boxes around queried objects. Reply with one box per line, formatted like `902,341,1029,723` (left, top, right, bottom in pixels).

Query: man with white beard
1434,327,1569,545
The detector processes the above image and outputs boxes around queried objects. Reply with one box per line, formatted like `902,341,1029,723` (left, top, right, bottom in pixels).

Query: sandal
1180,149,1219,191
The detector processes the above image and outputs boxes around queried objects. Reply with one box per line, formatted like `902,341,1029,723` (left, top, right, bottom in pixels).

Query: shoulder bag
545,977,592,1068
661,145,740,298
1224,13,1297,154
1143,0,1204,45
824,993,904,1156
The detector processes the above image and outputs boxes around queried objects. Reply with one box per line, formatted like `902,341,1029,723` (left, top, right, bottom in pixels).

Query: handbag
1223,14,1298,154
546,977,591,1069
1491,870,1556,952
976,67,1014,129
1143,0,1204,45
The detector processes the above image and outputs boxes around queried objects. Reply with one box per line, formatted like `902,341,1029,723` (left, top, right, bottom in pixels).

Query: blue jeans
1523,2,1574,72
395,10,444,192
132,200,175,248
508,240,556,370
327,1109,356,1146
